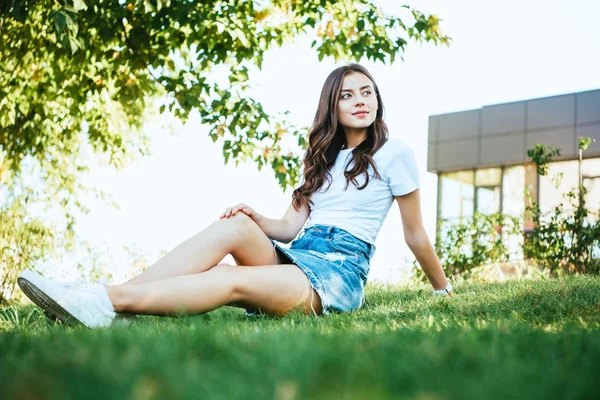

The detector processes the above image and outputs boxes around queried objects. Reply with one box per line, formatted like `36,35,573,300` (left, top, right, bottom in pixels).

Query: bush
412,137,599,284
523,200,600,274
0,190,60,305
1,189,154,306
434,211,522,277
523,138,600,275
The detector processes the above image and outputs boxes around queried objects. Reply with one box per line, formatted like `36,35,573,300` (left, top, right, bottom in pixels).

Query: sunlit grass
1,274,598,399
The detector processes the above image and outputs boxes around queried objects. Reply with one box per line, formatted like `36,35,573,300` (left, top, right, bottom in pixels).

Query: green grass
1,274,599,400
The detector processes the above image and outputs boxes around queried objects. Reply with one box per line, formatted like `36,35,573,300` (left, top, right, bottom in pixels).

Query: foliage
1,0,451,194
69,239,154,285
0,188,62,306
417,136,599,281
526,144,561,176
523,198,600,274
427,211,523,278
0,183,153,306
523,137,600,275
579,136,594,152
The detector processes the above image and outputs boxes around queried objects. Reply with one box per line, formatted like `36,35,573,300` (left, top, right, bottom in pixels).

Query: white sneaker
17,270,116,329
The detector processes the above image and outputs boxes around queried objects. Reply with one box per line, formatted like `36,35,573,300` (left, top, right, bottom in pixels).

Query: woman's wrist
252,213,264,225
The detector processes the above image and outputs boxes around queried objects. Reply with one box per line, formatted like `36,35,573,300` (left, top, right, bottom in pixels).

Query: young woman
17,63,453,329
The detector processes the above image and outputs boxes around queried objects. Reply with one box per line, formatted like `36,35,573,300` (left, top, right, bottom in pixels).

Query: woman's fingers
231,204,243,216
220,204,251,219
220,207,233,219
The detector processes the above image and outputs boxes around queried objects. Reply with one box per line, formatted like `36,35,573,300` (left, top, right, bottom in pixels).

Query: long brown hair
292,63,389,211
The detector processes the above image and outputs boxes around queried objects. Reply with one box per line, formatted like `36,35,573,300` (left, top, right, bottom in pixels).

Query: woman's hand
220,203,261,222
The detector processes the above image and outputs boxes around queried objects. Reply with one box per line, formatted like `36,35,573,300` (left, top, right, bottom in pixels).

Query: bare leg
123,213,281,285
106,263,323,316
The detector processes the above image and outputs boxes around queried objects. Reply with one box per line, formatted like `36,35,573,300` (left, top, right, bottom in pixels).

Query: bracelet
433,282,453,296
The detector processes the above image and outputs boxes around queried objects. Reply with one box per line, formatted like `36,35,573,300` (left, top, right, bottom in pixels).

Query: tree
0,1,449,292
1,0,449,194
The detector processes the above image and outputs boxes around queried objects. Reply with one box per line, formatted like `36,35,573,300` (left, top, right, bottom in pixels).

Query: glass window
476,186,500,214
439,170,474,223
539,160,579,213
502,166,525,217
475,168,501,186
475,168,501,214
582,157,600,177
583,177,599,213
582,158,600,213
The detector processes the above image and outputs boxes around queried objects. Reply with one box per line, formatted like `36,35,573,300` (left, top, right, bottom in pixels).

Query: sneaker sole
17,276,86,328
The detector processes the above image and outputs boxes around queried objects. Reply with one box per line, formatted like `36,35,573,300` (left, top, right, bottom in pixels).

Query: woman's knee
222,212,254,226
218,212,259,239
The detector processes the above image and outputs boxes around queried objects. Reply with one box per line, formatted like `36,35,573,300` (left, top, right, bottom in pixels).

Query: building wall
427,89,600,173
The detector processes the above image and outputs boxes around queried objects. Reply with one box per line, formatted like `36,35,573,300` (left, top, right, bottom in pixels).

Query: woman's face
336,72,378,133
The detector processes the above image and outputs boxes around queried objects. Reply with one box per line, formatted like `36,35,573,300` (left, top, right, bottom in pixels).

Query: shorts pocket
327,239,364,259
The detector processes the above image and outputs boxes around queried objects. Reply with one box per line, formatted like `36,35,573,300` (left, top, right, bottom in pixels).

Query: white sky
64,0,600,284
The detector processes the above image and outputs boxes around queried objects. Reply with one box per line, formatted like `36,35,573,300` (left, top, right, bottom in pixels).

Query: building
427,88,600,236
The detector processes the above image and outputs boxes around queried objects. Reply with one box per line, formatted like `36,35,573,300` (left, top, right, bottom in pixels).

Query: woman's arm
223,201,310,244
394,189,453,295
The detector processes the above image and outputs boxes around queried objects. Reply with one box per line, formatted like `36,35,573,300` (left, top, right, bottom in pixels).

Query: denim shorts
267,224,375,316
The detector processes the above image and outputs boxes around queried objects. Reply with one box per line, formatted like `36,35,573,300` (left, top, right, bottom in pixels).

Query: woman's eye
341,91,371,99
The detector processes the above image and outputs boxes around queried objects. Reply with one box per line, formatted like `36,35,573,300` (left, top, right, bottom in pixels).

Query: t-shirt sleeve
387,142,420,196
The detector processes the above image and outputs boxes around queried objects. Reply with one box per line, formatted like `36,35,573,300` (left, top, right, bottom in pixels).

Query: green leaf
144,0,156,13
18,102,30,116
72,0,88,12
68,35,80,54
233,28,249,47
64,11,78,35
578,136,593,151
53,11,67,33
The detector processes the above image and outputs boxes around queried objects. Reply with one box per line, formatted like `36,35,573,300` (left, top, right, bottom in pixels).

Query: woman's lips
353,111,369,117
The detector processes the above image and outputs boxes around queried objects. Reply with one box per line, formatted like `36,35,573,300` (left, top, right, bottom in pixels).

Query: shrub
437,211,522,276
0,190,59,305
412,137,599,284
523,138,600,275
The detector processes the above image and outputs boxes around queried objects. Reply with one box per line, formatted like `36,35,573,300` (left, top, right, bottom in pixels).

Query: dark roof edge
429,87,600,118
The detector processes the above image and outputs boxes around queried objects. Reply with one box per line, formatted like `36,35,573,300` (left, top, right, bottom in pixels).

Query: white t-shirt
303,138,420,249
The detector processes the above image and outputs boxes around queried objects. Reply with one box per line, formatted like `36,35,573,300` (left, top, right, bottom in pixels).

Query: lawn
1,274,599,400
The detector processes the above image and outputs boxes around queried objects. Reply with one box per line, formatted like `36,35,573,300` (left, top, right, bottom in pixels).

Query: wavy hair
292,63,389,211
